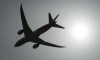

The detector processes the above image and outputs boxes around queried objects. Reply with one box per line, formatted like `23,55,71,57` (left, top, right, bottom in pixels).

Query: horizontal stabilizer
53,24,65,29
54,14,59,21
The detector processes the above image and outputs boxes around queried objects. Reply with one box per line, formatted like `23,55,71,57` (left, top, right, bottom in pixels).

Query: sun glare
71,23,89,40
68,21,92,47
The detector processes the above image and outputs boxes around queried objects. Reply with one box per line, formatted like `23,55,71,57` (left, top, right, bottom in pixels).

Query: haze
0,0,100,60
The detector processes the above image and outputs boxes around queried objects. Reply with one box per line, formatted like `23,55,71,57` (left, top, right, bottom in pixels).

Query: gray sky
0,0,100,60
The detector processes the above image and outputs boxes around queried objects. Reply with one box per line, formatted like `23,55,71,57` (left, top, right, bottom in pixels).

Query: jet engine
33,44,39,49
18,29,24,35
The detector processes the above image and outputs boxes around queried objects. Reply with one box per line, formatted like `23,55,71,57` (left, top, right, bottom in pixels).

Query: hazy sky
0,0,100,60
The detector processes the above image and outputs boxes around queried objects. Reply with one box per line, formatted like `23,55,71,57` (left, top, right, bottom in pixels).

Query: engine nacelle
33,44,39,49
18,29,24,35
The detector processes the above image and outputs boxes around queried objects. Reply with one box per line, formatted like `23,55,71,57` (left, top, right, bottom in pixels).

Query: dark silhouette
15,4,65,49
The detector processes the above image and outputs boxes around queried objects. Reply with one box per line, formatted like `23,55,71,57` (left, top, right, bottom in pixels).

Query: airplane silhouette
15,4,65,49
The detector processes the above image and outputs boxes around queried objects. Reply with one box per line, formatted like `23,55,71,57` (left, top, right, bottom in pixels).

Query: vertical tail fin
48,13,53,24
48,13,59,24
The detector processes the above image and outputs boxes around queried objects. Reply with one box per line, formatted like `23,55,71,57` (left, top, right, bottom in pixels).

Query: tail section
53,14,59,21
49,13,53,24
53,24,65,29
48,13,65,29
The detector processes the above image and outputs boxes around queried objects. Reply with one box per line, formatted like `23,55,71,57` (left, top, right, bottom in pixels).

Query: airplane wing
15,37,28,47
39,39,65,48
20,4,32,36
41,41,65,48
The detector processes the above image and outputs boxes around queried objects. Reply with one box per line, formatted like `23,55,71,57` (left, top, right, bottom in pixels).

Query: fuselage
25,23,55,43
33,24,53,35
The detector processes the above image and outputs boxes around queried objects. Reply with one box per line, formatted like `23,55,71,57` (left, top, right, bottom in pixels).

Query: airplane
14,4,65,49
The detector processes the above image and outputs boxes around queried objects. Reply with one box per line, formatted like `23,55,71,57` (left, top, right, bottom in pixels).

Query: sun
68,21,91,47
71,23,89,40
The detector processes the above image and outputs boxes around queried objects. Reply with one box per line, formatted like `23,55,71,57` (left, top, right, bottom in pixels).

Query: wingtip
61,26,65,29
60,26,65,29
62,27,65,29
49,12,51,15
20,3,22,8
14,44,18,47
20,3,24,13
57,14,60,16
60,46,66,48
21,3,22,5
57,45,66,48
